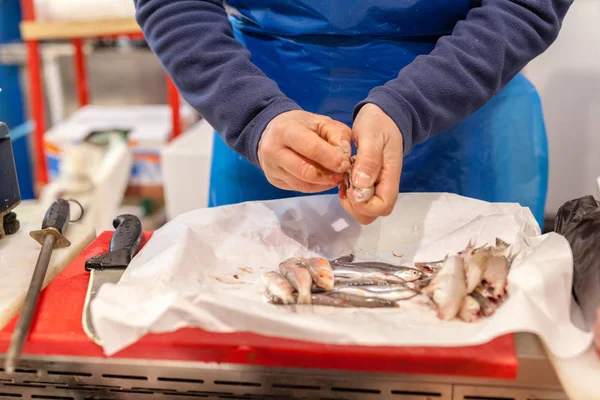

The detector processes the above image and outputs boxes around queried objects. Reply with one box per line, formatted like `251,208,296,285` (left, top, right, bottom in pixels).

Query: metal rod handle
5,234,56,373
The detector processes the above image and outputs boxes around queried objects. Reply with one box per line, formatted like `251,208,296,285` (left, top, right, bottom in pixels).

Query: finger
352,129,384,189
315,118,353,155
280,168,338,193
276,148,344,186
269,177,291,191
351,141,402,217
283,125,351,174
339,195,378,225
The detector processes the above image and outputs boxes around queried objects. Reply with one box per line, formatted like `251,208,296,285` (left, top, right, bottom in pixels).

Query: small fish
459,295,481,323
326,292,399,308
305,257,334,291
346,156,375,203
482,255,510,299
334,284,418,301
331,254,355,264
279,258,313,304
471,289,497,317
334,279,391,287
269,294,352,308
262,271,295,305
464,247,492,293
334,261,414,271
333,265,422,284
422,255,467,321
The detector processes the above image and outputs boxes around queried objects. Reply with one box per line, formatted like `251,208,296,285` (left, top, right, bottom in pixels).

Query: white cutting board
0,215,96,329
549,346,600,400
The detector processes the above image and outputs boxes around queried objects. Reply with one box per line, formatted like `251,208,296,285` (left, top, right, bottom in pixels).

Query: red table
0,232,518,379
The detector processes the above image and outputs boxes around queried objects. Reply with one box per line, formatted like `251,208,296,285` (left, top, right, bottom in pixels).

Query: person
134,0,572,225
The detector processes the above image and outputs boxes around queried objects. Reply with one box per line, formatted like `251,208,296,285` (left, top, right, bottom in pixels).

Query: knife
82,214,142,345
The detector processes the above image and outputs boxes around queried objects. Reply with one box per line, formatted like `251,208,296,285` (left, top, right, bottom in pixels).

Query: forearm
134,0,300,167
357,0,573,153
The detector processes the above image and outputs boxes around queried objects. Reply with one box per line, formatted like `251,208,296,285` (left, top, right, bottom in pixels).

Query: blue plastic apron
209,0,548,225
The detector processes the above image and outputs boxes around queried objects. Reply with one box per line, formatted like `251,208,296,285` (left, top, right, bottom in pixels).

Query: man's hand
258,110,352,193
340,103,403,225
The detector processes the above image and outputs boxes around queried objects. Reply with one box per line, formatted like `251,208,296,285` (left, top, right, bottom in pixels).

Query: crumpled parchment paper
91,193,593,358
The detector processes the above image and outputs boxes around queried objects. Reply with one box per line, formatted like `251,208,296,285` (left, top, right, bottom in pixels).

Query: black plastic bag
554,195,600,327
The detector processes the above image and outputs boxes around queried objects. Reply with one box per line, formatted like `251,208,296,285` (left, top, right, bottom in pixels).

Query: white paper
91,193,593,358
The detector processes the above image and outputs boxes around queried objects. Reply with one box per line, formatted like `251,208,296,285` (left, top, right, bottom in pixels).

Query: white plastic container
161,119,214,220
44,105,196,191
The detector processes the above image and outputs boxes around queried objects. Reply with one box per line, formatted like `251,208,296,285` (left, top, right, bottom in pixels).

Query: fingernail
340,140,351,155
339,160,351,172
353,171,372,187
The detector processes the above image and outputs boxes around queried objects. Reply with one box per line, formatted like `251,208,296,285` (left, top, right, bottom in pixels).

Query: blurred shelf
20,18,142,40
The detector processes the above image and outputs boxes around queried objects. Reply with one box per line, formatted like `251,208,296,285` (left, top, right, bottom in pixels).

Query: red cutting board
0,232,518,379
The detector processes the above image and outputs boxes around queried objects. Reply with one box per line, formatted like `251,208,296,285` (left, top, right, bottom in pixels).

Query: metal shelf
20,18,142,41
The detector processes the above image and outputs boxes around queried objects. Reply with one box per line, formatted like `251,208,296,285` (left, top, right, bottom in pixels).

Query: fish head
394,268,423,282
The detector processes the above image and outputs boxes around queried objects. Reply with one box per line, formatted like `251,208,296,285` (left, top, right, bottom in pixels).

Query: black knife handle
85,214,143,271
42,199,70,235
110,214,142,256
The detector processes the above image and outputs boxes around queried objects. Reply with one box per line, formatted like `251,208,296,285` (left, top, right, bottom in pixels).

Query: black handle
42,199,70,235
85,214,143,271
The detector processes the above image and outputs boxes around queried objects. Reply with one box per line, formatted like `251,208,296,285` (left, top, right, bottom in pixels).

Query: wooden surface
0,203,96,329
20,18,142,40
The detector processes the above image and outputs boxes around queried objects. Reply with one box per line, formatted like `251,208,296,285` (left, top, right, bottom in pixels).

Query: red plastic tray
0,232,518,379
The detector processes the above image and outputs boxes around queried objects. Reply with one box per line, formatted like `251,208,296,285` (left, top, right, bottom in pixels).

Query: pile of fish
424,238,515,322
262,238,515,322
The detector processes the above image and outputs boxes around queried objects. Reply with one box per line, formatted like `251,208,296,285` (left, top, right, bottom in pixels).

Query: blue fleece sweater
134,0,572,168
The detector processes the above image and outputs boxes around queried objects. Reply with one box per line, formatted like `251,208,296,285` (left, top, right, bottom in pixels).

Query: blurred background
0,0,598,233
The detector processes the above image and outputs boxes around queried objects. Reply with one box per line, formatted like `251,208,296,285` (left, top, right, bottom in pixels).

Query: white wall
522,0,600,215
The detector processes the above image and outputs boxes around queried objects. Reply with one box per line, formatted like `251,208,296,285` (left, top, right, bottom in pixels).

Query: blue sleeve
356,0,573,154
133,0,301,168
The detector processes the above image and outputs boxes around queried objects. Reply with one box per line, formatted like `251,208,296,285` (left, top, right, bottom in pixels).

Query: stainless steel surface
4,234,56,374
0,334,567,399
82,269,124,346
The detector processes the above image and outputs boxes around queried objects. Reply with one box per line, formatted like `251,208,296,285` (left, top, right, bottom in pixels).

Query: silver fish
334,284,418,301
326,292,399,308
330,254,355,264
269,294,352,308
332,265,423,283
334,279,392,287
279,257,313,304
305,257,334,291
262,271,295,305
334,261,415,271
422,255,467,321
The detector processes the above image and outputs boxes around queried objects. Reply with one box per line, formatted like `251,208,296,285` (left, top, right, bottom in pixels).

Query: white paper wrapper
91,193,593,358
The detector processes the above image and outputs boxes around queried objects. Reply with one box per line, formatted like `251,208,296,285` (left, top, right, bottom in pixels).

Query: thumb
352,132,384,189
